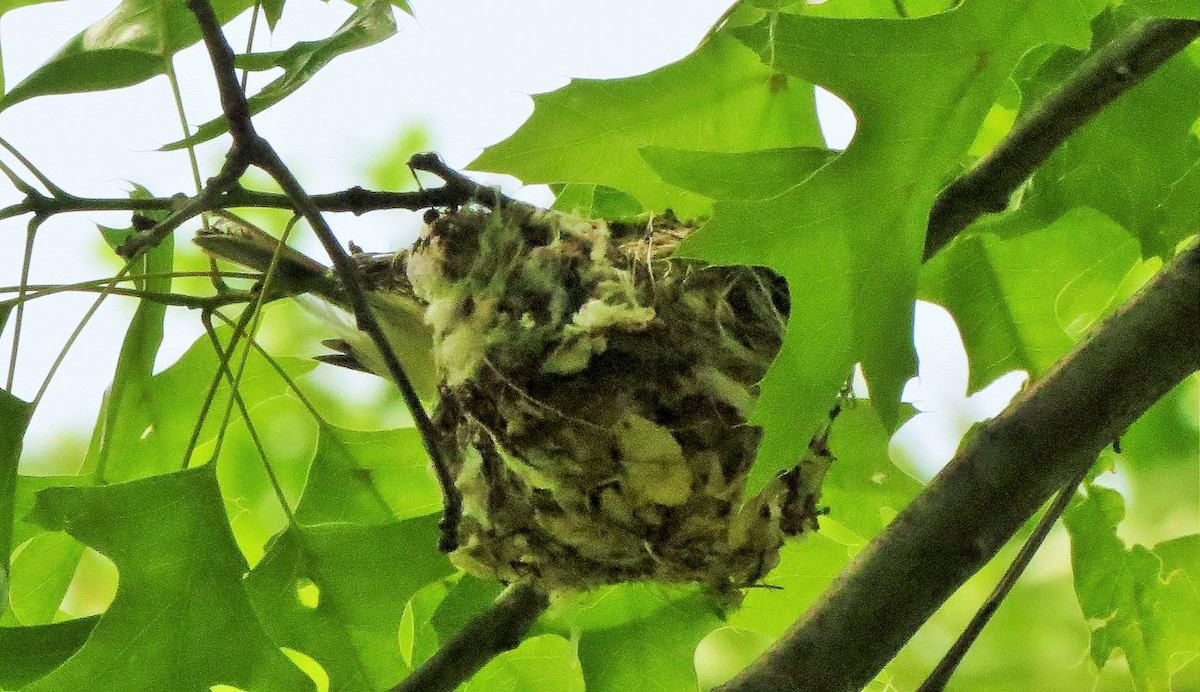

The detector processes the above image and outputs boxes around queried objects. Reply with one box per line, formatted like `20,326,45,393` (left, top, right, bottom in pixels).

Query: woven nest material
404,208,830,594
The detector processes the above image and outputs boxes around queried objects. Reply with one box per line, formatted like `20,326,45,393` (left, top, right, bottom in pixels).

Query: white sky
0,0,1006,478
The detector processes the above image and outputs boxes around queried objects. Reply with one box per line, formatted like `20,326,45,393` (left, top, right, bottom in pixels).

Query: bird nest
404,207,830,594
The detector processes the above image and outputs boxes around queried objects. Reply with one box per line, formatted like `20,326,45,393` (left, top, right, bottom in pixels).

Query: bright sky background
0,0,1019,479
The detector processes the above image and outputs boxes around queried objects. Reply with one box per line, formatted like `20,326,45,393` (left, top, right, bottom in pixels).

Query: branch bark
718,239,1200,691
924,17,1200,260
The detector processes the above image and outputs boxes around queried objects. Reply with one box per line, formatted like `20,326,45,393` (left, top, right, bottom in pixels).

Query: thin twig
0,184,469,223
924,17,1200,259
915,460,1093,692
186,0,462,550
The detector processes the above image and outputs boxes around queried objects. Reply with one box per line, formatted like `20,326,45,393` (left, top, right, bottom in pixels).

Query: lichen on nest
405,206,831,594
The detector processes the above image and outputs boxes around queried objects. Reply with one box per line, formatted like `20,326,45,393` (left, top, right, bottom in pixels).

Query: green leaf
86,191,173,484
821,402,923,542
979,9,1200,258
726,533,850,636
23,465,313,690
0,616,99,688
84,323,316,483
164,0,397,150
680,1,1097,491
5,473,90,625
574,589,723,691
242,418,452,690
245,516,454,690
293,425,443,527
471,33,824,219
462,634,585,692
920,207,1141,392
551,184,645,220
1065,484,1200,690
0,0,254,110
427,574,503,644
6,531,84,625
641,145,837,201
0,389,32,613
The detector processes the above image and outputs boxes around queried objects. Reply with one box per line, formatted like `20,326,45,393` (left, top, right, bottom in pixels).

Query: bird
195,205,829,596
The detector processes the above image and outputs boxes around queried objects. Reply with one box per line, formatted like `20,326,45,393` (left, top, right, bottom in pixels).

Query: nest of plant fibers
405,207,830,594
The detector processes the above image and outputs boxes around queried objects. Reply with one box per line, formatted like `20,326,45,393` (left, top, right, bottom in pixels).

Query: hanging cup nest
195,202,832,595
404,207,830,593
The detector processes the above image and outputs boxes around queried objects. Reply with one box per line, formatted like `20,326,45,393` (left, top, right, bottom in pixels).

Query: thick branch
719,240,1200,691
390,583,549,692
925,17,1200,259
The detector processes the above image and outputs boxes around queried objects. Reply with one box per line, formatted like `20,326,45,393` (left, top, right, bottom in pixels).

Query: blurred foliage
1,0,1198,690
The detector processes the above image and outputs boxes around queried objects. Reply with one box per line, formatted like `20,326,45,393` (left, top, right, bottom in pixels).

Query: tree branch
924,17,1200,259
186,0,463,549
0,185,468,222
390,583,550,692
719,239,1200,691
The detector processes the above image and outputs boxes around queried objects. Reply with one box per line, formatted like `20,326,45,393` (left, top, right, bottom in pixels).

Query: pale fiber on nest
407,207,830,595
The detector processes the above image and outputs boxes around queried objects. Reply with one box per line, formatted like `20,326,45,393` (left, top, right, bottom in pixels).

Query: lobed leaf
684,0,1098,491
0,390,32,616
1065,484,1200,690
471,33,824,220
23,465,313,690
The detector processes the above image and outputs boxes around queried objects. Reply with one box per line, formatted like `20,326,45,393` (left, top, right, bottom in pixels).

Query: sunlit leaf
462,634,585,692
920,207,1141,392
978,8,1200,258
1065,484,1200,690
164,0,397,150
23,466,313,690
472,33,824,220
246,516,454,690
84,322,316,483
0,389,32,613
573,589,723,691
679,1,1097,491
85,190,173,483
293,425,442,527
0,0,254,110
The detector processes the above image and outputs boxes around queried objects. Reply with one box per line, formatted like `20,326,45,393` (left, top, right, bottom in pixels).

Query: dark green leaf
0,616,99,688
682,2,1097,491
24,466,313,690
164,0,397,150
471,33,824,219
427,574,503,644
0,0,254,110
